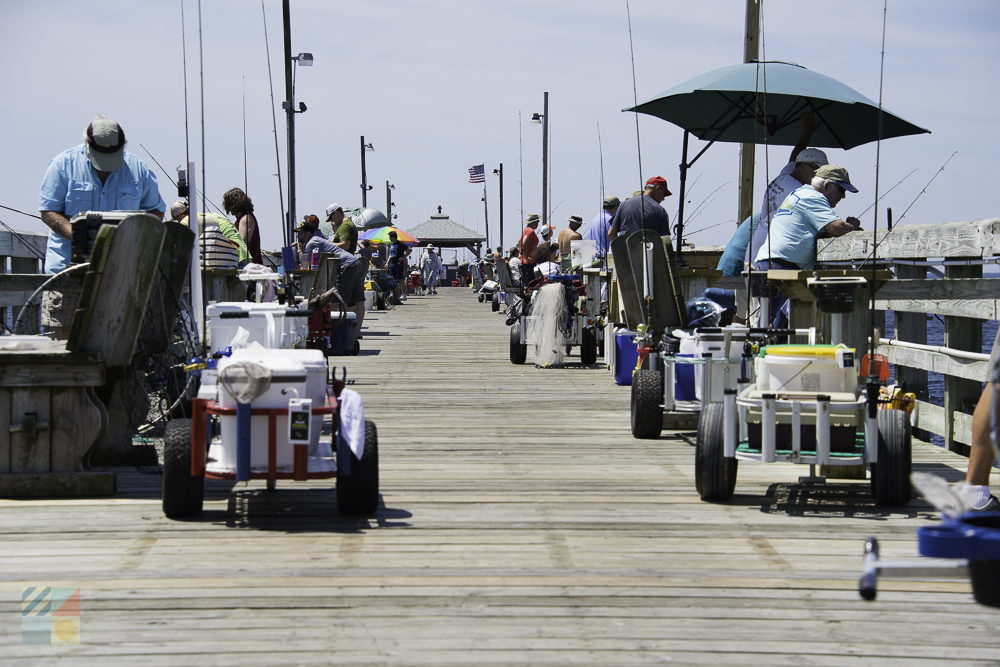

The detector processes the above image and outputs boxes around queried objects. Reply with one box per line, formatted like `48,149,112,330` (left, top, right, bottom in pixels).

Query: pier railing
817,217,1000,453
0,229,47,333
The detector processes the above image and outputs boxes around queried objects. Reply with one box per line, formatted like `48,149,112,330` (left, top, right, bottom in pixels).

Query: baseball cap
567,215,583,226
603,195,621,207
293,220,318,233
815,164,859,193
645,176,672,196
795,148,829,166
538,225,552,236
325,203,343,219
84,117,126,172
169,200,189,220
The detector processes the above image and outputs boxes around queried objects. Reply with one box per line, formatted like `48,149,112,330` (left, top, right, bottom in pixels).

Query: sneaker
971,495,1000,512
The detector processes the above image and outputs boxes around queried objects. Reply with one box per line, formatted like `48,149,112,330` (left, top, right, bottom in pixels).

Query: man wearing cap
519,214,541,287
557,215,584,271
39,116,165,274
419,245,443,295
755,164,862,325
295,219,367,331
608,176,672,240
586,196,620,260
326,203,358,254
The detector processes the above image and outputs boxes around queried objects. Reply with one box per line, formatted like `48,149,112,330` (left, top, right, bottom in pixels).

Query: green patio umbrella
625,61,930,251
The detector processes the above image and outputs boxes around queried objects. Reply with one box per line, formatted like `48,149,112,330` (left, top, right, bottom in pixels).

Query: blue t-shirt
754,185,839,270
585,210,612,257
38,144,165,273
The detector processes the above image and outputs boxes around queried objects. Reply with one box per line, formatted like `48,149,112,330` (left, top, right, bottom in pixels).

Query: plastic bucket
614,332,638,386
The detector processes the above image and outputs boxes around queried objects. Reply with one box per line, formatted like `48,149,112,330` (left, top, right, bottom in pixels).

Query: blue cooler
614,332,639,386
674,354,696,401
328,312,359,356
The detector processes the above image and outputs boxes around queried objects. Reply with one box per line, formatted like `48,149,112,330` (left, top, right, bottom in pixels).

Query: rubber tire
695,403,738,500
631,368,664,439
492,292,501,312
478,293,486,303
510,321,527,365
870,409,913,506
337,420,380,515
375,293,386,310
580,327,598,365
162,418,204,519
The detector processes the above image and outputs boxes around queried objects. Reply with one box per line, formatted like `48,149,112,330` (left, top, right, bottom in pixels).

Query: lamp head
295,52,314,66
530,112,543,123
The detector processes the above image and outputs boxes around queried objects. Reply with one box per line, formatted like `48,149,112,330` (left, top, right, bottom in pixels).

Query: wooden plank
910,399,974,445
944,262,983,453
0,472,115,497
818,218,1000,261
0,273,48,292
9,387,50,473
876,343,989,382
50,387,104,472
0,389,8,473
875,277,1000,301
0,354,104,387
877,297,1000,320
0,229,47,258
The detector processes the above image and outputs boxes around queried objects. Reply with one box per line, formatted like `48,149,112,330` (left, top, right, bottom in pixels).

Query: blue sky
1,1,997,257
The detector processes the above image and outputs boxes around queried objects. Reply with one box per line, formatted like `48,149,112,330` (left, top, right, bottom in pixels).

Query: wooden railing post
943,260,983,455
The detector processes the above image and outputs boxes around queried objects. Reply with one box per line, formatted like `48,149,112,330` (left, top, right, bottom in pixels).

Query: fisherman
538,224,554,244
586,195,620,260
38,116,165,337
420,245,443,294
608,176,672,240
326,203,358,254
222,187,262,264
755,164,862,327
519,213,541,287
557,215,584,271
39,116,165,274
170,200,249,267
295,219,366,331
718,113,825,276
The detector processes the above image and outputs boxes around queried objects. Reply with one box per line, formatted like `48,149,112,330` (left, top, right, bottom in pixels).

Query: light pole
360,137,374,207
385,181,396,221
493,164,504,250
281,0,312,246
530,91,549,228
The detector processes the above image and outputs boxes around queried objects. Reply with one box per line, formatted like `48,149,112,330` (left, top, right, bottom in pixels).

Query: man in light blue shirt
585,195,620,259
755,164,862,326
38,116,165,273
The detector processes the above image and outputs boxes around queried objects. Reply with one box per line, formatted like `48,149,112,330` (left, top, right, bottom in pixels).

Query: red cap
645,176,672,196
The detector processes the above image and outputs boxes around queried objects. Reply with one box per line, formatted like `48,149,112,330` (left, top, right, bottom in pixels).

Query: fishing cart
694,276,912,506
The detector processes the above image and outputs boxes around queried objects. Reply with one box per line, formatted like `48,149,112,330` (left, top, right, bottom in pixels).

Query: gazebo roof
407,206,486,252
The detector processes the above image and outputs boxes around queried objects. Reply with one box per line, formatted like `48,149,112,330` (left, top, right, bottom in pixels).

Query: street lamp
281,0,312,245
386,181,397,220
360,137,374,207
530,91,549,228
493,164,504,250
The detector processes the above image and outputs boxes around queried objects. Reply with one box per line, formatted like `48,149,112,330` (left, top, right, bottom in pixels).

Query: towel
337,388,365,459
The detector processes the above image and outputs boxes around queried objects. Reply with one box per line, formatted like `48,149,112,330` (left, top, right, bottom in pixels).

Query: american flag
467,164,485,183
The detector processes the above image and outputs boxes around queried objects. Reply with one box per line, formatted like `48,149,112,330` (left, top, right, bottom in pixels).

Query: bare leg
967,383,996,486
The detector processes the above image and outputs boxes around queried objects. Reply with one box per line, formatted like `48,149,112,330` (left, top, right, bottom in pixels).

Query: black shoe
970,495,1000,512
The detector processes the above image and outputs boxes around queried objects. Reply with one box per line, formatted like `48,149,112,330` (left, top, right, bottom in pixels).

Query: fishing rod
138,144,224,215
895,151,958,225
0,216,45,261
242,75,248,193
197,0,207,226
624,0,651,326
866,0,889,388
673,172,703,222
683,217,739,240
179,0,191,177
0,204,41,219
682,180,730,226
261,0,286,233
854,168,917,219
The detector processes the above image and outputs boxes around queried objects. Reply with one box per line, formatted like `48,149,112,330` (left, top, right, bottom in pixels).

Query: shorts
338,261,366,306
388,261,404,281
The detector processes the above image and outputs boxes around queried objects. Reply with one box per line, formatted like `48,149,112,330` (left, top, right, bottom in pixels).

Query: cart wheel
337,419,380,515
478,293,486,303
510,321,527,365
580,327,598,365
631,368,663,439
870,408,912,506
695,403,738,500
162,418,204,519
492,292,501,312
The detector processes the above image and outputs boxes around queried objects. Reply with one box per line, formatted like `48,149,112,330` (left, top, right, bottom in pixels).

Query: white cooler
207,302,310,351
213,348,329,470
679,326,749,402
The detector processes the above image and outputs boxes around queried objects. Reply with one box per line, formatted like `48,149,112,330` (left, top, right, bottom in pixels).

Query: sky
2,0,998,261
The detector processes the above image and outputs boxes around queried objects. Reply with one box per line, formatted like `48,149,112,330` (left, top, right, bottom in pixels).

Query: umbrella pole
675,130,689,257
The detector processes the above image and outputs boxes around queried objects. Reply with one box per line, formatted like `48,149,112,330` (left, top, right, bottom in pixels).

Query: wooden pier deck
2,287,998,665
